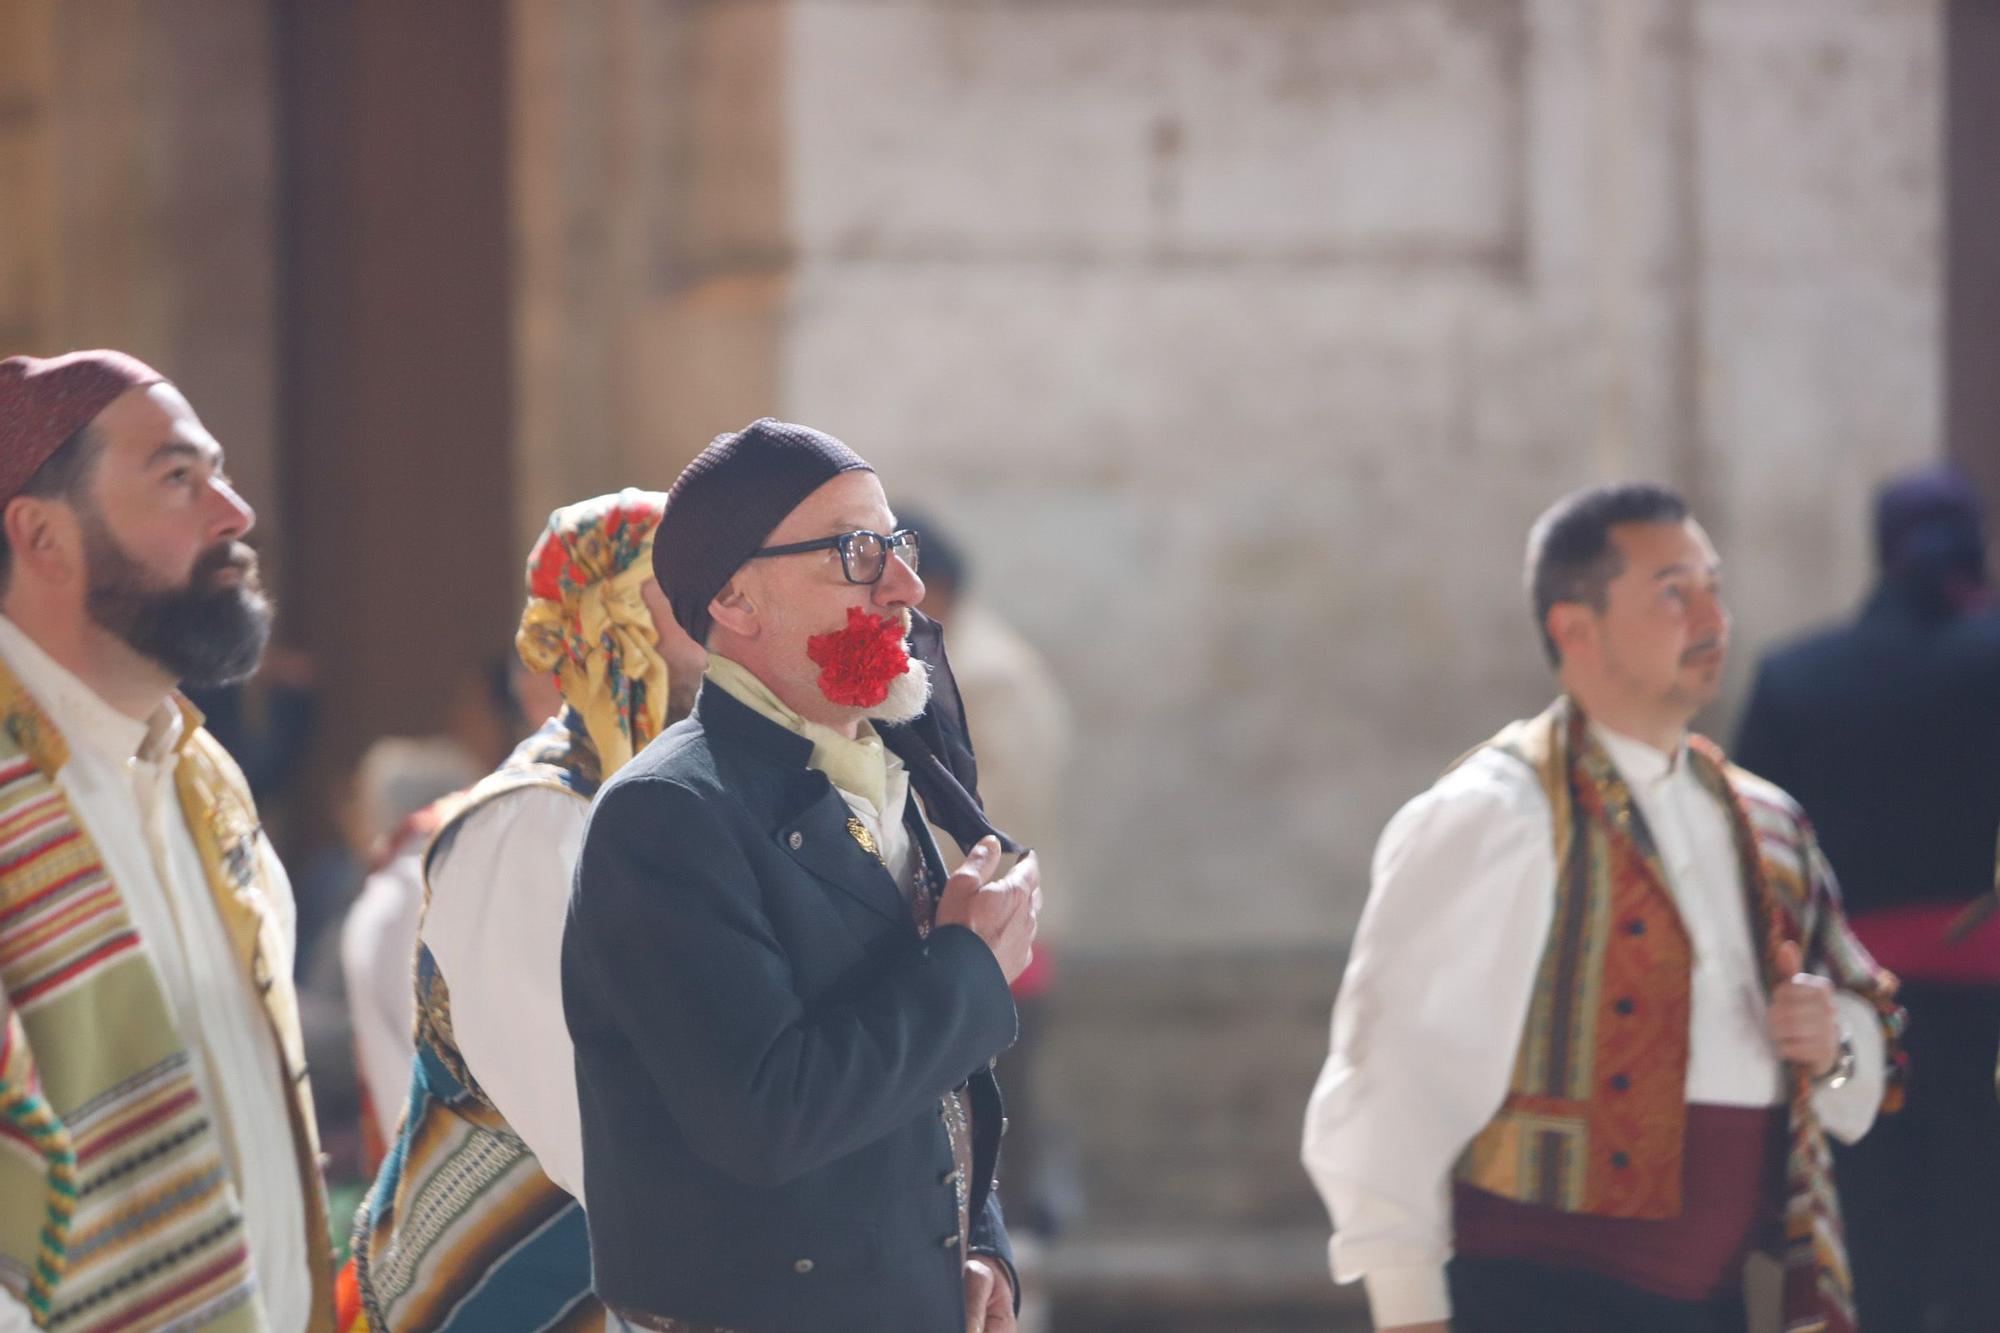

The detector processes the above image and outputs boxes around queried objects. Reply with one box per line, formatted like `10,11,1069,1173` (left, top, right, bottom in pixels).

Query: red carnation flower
806,606,911,708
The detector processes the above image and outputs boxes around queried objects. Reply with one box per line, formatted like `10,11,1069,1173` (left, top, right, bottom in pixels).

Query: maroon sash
1455,1104,1786,1300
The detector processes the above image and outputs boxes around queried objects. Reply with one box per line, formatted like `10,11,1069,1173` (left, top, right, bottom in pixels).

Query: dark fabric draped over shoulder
880,610,1022,859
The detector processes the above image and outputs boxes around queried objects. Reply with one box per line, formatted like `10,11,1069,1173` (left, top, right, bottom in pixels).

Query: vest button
1611,1151,1631,1169
1614,997,1636,1016
788,831,804,850
793,1258,815,1274
1625,919,1646,936
941,1233,961,1249
1609,1074,1631,1092
940,1169,962,1188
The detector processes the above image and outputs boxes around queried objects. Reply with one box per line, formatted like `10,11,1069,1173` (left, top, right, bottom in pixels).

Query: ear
2,495,79,588
1545,602,1595,664
707,573,760,640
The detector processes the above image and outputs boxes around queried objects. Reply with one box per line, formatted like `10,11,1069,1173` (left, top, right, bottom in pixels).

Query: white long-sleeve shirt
421,786,592,1200
0,616,308,1333
1301,722,1885,1329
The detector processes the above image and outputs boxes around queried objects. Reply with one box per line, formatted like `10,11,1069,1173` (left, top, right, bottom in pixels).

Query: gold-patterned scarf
516,489,672,772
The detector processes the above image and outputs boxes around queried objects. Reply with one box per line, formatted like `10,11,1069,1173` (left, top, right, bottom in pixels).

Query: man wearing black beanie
564,419,1040,1332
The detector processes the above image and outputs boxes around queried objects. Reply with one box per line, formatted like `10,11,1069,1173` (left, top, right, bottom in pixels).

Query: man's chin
1670,671,1725,714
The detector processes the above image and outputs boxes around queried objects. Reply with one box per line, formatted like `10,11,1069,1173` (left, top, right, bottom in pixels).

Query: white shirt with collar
420,786,593,1202
0,616,308,1333
1301,719,1885,1329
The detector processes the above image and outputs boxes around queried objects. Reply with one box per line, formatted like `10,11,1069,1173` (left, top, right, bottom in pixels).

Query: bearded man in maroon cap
0,353,333,1333
565,419,1040,1333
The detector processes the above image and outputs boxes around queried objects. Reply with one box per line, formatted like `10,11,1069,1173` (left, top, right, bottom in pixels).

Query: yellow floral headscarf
515,489,670,774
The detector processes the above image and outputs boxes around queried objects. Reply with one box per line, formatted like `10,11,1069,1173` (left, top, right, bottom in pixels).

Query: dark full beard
81,515,273,688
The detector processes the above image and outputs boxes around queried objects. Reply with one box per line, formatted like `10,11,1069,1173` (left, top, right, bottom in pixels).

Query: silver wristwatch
1813,1028,1857,1090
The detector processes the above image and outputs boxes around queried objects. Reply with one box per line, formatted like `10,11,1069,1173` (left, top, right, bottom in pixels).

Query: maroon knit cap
653,418,873,644
0,350,166,507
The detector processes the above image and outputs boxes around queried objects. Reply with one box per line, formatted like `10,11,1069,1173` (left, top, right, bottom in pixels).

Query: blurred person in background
901,509,1078,1239
1305,483,1903,1333
567,421,1037,1333
348,490,704,1332
0,352,333,1331
296,737,478,1187
1735,466,2000,1333
335,735,483,1164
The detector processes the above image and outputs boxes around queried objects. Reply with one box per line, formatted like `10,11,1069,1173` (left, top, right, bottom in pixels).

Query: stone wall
775,0,1942,953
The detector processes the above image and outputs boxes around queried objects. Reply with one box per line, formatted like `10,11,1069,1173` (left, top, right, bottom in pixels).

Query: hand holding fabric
1769,939,1840,1078
935,837,1040,983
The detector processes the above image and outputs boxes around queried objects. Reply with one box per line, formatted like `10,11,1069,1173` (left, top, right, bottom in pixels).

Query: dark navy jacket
563,683,1018,1332
1736,588,2000,916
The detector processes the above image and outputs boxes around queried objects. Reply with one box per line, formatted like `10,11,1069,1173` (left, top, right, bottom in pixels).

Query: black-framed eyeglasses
749,528,921,585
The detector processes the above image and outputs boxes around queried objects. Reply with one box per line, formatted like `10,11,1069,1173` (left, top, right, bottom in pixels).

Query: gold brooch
846,816,885,865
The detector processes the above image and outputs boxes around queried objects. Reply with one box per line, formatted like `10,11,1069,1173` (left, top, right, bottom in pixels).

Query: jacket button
1609,1074,1631,1093
1000,1116,1010,1136
940,1233,960,1249
788,832,804,850
792,1258,814,1274
1611,1151,1631,1169
940,1169,962,1188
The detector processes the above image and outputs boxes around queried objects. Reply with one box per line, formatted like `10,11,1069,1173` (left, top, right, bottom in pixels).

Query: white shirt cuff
1815,992,1889,1144
1363,1264,1451,1327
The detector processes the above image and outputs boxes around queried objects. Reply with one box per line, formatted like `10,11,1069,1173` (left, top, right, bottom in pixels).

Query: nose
1692,583,1729,643
208,476,256,542
874,547,925,610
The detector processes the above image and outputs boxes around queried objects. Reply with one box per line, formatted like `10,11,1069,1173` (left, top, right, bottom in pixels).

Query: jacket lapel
774,769,913,929
694,687,915,930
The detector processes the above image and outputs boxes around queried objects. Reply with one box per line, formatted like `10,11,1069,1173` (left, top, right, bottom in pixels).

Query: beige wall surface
767,0,1942,951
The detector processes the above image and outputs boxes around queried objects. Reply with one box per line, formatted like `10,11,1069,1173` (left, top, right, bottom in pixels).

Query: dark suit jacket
563,683,1019,1333
1735,587,2000,916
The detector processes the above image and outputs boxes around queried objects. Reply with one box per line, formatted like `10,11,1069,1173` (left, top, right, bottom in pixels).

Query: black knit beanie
653,418,873,644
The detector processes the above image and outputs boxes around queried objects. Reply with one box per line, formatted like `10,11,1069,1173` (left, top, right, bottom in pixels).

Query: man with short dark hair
1303,482,1903,1333
0,352,332,1331
565,420,1038,1333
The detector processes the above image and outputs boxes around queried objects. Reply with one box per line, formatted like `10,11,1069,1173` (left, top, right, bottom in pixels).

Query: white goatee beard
862,656,932,724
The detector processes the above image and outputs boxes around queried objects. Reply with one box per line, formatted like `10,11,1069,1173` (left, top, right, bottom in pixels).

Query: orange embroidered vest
1452,699,1903,1333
